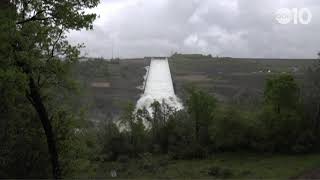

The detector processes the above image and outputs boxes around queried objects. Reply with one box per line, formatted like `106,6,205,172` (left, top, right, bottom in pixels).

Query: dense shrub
209,107,254,151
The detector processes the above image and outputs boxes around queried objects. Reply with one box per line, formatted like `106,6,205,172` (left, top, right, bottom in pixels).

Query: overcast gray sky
68,0,320,59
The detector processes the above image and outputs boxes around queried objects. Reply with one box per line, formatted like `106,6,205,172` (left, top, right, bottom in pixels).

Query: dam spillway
136,58,183,112
145,59,175,96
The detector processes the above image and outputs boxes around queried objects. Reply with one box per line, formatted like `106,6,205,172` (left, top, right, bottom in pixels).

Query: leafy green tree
209,107,252,151
261,74,304,152
165,111,195,159
186,87,216,146
264,74,300,113
120,103,147,156
0,109,51,178
149,101,166,152
303,61,320,135
0,0,99,178
98,119,125,161
120,103,136,131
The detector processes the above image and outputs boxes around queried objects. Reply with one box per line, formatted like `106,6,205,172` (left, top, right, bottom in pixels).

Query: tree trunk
27,76,61,179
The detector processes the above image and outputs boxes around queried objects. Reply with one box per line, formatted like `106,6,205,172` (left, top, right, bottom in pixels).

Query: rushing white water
136,58,183,113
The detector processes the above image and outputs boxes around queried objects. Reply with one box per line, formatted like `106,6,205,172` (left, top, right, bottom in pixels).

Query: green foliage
186,87,216,146
0,109,51,178
258,74,311,152
52,107,97,177
99,120,130,161
163,111,198,159
303,61,320,140
209,107,253,151
97,74,320,163
258,107,304,152
264,74,300,112
0,0,100,178
94,71,320,178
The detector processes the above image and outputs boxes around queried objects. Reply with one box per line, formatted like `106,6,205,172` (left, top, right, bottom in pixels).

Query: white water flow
136,58,183,113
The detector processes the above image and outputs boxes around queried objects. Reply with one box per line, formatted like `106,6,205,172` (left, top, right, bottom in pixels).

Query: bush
209,107,253,151
186,87,217,146
257,106,305,152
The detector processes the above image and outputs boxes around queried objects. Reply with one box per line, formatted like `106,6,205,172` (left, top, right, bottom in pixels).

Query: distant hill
74,55,317,122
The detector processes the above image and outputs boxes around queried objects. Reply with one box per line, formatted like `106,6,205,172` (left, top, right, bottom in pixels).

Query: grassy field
96,153,320,179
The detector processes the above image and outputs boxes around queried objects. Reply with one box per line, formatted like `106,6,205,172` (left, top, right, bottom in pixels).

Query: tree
186,87,216,146
209,107,252,151
120,103,147,156
261,74,303,152
148,100,176,153
264,74,300,113
0,0,99,178
303,60,320,135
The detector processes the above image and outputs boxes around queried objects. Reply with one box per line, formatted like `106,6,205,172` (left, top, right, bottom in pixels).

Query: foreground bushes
209,107,254,151
99,73,320,161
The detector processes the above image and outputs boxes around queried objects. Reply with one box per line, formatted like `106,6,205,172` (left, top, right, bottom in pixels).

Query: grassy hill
170,54,316,104
74,58,148,121
75,55,316,121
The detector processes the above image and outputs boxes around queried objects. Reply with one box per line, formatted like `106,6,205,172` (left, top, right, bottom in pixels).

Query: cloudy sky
68,0,320,59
